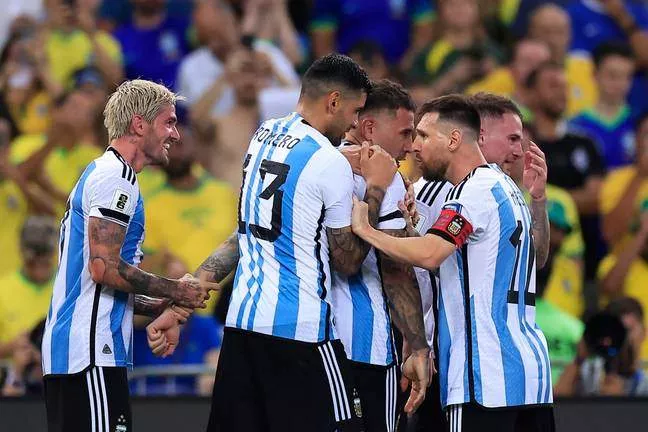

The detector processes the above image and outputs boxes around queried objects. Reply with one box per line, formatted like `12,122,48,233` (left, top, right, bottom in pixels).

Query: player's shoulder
86,149,138,189
448,164,502,201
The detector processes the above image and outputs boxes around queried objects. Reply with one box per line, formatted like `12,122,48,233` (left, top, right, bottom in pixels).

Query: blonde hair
103,80,183,141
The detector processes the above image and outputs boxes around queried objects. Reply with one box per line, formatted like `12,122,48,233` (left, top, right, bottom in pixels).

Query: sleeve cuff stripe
378,210,404,223
98,208,130,224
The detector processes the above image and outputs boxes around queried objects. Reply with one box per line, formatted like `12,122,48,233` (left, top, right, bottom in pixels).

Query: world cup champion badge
353,388,363,418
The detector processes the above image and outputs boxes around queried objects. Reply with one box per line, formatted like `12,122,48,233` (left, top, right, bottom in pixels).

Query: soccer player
409,93,549,431
332,79,429,431
192,54,397,432
352,95,555,432
41,80,217,432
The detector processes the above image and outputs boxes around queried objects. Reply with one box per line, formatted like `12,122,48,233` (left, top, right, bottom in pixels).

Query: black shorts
446,402,556,432
207,327,363,432
44,366,131,432
350,361,401,432
407,367,447,432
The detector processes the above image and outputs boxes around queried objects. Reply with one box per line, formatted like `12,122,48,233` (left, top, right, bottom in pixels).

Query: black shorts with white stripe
350,361,402,432
446,402,555,432
208,327,363,432
44,366,131,432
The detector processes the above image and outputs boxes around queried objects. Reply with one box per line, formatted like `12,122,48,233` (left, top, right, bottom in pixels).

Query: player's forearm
195,231,240,283
357,226,443,270
530,197,549,269
379,231,429,352
329,186,385,275
134,294,170,318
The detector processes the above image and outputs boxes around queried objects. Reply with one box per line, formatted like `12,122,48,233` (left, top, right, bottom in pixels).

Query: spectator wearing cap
310,0,435,70
113,0,192,90
178,0,299,122
600,113,648,249
141,119,238,315
0,216,57,358
569,43,637,169
599,199,648,363
44,0,124,89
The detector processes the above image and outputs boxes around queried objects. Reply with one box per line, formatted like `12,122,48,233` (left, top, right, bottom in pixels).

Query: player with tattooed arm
352,95,555,432
41,80,218,432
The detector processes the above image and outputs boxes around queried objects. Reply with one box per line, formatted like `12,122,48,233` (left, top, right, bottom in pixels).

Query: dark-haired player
352,95,555,432
199,54,399,431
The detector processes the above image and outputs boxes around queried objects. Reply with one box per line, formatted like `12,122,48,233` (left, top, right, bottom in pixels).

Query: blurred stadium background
1,0,648,430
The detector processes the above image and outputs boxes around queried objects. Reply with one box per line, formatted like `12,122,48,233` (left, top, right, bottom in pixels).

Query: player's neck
296,102,328,138
109,139,140,170
344,129,363,146
446,150,487,185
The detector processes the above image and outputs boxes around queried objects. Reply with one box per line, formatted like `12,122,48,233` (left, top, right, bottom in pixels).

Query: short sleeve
376,174,406,230
310,0,340,30
87,170,139,227
321,154,354,229
427,179,492,247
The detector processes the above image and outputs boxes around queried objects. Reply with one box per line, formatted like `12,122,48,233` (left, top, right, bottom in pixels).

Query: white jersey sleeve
320,154,354,229
86,172,140,227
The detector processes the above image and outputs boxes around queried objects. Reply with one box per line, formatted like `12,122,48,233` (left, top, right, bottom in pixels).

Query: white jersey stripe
91,367,103,432
98,367,110,432
318,345,342,421
324,342,351,419
86,370,97,432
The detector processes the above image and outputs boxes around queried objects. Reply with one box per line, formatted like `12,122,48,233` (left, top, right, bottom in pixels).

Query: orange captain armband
427,206,473,248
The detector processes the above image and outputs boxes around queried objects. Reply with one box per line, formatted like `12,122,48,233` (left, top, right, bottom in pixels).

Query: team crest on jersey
110,189,131,212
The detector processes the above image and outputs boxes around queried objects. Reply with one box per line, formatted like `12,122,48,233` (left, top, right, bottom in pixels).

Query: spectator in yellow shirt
0,216,57,357
601,112,648,250
468,4,597,118
44,0,123,89
599,201,648,363
143,121,238,315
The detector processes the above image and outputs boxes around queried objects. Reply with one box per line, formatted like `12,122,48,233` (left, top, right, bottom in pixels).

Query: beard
421,159,449,182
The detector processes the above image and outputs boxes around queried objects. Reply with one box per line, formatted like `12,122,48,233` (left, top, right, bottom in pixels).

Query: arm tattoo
530,198,550,269
134,294,170,318
196,232,240,282
379,229,428,351
328,186,385,275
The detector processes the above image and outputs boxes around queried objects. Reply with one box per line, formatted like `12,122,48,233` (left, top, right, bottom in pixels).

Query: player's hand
147,308,184,358
173,273,219,309
351,196,371,237
402,177,420,227
360,141,397,190
402,349,431,414
522,141,547,201
339,144,362,175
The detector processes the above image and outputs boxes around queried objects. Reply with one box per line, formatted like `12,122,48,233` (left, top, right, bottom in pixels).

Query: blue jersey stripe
349,273,374,363
236,119,284,328
51,162,96,373
272,136,321,338
247,115,300,329
490,183,526,406
437,286,451,407
456,250,470,403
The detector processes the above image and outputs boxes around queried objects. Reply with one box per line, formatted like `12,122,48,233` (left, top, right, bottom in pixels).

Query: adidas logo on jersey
102,344,113,355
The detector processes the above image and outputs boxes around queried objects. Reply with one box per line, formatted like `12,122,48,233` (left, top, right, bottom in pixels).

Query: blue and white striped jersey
331,168,406,366
226,113,356,343
42,148,144,375
432,165,552,408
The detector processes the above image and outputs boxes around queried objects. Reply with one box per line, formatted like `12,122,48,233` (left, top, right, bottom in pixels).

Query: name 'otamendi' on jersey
429,164,552,409
226,112,357,343
42,148,145,376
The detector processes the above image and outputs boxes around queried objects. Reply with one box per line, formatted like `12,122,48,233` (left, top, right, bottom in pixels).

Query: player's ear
361,118,374,139
327,91,342,114
131,114,146,137
478,128,485,147
448,129,462,152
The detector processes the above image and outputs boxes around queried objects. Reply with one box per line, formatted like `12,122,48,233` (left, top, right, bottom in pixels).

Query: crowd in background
1,0,648,399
